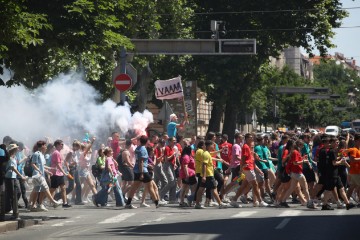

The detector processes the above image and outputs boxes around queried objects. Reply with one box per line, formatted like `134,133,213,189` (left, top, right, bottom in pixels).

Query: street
1,201,359,240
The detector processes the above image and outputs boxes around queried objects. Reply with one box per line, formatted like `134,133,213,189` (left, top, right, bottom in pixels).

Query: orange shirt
349,147,360,174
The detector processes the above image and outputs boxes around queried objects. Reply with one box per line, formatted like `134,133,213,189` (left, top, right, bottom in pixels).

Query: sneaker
92,195,99,207
194,204,206,209
253,201,259,207
346,203,355,210
337,202,346,209
30,207,38,212
321,204,334,210
230,200,242,208
219,203,229,209
62,203,72,208
222,198,231,203
240,195,249,204
53,200,62,208
179,202,189,207
279,202,290,208
158,200,168,206
259,201,268,207
125,204,137,209
133,196,139,201
209,201,219,207
140,203,150,208
38,204,48,212
307,202,317,209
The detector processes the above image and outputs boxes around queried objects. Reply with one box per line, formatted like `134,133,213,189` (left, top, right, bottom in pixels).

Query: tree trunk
207,100,223,134
222,99,237,142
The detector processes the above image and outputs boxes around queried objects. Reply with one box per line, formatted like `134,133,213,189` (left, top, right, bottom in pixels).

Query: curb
0,218,43,234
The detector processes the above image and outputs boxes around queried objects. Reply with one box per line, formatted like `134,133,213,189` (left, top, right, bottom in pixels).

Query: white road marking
140,216,166,226
98,213,136,224
279,210,301,217
275,218,291,229
231,211,257,218
51,223,64,227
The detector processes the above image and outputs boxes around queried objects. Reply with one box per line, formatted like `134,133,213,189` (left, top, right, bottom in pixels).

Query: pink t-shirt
51,150,64,176
230,144,242,168
105,157,118,177
180,155,195,179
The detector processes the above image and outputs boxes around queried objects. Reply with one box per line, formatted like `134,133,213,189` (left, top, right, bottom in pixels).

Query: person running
194,140,228,209
49,140,72,208
29,140,61,211
153,139,168,196
125,135,160,209
118,139,134,198
230,133,268,208
179,145,197,207
321,137,354,210
279,139,315,209
219,134,232,202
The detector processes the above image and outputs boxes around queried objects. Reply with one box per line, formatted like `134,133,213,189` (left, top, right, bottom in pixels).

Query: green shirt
96,156,106,168
277,145,285,171
301,143,312,169
254,145,268,170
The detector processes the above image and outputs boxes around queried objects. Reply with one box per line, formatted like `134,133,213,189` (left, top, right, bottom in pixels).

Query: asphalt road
1,201,359,240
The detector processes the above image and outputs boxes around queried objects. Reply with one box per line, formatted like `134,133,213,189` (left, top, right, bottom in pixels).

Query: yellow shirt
195,149,204,174
201,150,214,177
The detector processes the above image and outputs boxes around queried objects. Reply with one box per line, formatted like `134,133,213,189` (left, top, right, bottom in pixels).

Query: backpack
91,163,101,178
23,154,34,177
116,149,125,171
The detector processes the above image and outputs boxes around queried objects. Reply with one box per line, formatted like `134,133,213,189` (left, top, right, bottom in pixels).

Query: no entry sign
114,73,132,91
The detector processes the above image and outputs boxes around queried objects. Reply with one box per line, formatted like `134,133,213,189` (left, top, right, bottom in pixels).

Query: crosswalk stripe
231,211,257,218
278,210,301,217
98,213,136,224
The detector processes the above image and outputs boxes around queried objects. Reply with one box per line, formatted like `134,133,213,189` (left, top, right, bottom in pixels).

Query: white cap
170,113,177,121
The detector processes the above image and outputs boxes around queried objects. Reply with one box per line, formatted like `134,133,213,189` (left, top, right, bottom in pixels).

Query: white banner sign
155,76,184,100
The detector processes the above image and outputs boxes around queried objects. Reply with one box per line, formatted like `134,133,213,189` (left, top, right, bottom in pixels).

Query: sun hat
7,143,19,151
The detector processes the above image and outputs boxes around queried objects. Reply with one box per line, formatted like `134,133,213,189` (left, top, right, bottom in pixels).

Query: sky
326,0,360,63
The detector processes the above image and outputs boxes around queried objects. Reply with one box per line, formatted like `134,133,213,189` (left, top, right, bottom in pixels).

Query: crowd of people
1,113,360,220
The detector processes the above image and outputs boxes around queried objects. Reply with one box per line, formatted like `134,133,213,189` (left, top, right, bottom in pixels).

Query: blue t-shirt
5,157,17,179
0,148,5,157
133,145,149,173
167,121,177,138
31,151,46,177
16,151,25,175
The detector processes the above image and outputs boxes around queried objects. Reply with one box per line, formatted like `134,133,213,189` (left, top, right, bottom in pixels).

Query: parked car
325,125,341,136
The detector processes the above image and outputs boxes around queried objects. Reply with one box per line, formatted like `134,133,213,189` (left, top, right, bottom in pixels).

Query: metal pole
119,47,127,104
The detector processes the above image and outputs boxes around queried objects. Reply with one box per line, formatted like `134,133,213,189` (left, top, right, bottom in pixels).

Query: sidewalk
0,214,50,234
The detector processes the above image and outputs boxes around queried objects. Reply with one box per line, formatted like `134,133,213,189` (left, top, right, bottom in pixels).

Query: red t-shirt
242,144,254,170
110,139,121,159
290,150,303,174
176,143,183,155
220,142,232,164
165,146,175,165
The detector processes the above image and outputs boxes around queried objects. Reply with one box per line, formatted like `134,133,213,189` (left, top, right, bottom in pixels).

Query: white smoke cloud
0,71,153,147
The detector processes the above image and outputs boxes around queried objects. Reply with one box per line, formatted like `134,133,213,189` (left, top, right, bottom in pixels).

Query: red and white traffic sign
114,73,132,91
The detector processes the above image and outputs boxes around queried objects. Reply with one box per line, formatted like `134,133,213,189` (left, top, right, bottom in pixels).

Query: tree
189,0,347,138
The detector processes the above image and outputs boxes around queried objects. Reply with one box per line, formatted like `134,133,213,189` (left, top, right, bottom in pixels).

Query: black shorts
121,166,134,181
182,175,197,185
261,169,269,180
199,176,217,189
134,172,152,183
280,169,291,183
303,167,316,183
222,164,231,176
325,176,344,191
50,175,65,188
231,166,241,181
318,174,326,185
